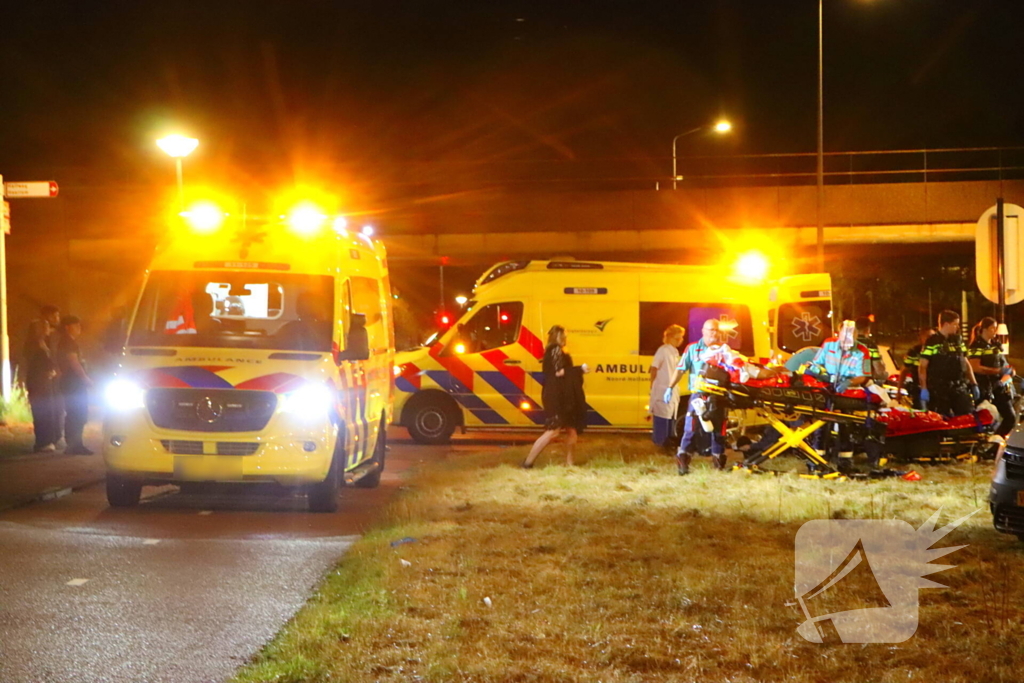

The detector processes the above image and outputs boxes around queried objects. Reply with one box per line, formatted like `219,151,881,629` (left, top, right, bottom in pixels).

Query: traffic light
435,309,454,330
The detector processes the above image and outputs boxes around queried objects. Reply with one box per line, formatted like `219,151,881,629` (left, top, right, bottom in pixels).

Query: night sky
2,0,1024,190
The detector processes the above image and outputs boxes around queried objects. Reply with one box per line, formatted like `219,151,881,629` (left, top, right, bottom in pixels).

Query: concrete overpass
383,178,1023,262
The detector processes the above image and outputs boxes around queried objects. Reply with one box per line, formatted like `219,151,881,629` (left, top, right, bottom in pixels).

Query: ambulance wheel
106,474,142,507
308,453,340,512
354,420,386,489
406,394,459,445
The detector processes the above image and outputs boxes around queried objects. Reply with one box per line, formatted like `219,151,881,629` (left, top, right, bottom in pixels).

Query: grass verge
234,437,1024,683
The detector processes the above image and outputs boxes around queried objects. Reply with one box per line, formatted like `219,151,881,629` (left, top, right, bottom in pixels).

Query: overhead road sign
3,181,59,198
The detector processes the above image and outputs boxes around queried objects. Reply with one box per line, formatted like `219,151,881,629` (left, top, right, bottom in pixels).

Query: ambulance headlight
105,379,145,412
281,385,335,418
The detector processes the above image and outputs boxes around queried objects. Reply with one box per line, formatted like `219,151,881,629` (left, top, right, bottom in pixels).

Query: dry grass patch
234,437,1024,683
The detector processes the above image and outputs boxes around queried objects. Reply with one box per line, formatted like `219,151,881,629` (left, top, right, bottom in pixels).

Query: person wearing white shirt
649,324,685,447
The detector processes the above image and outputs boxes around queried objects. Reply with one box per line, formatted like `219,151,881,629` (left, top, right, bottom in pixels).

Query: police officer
664,319,727,474
898,327,934,409
968,317,1016,437
918,310,979,417
855,316,886,383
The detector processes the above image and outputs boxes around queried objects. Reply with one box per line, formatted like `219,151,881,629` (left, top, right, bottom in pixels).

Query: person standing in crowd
57,316,94,455
40,305,60,348
522,325,589,468
918,310,979,418
968,317,1016,437
898,327,934,409
665,318,726,474
855,316,886,383
24,319,59,452
649,324,684,448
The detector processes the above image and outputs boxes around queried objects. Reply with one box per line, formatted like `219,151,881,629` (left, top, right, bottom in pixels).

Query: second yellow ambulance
394,259,831,443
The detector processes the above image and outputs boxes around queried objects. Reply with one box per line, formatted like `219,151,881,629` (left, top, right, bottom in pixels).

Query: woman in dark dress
24,319,59,452
522,325,589,468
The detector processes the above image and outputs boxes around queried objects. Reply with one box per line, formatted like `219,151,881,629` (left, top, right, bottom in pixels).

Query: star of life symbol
717,314,740,342
793,509,977,643
791,311,822,343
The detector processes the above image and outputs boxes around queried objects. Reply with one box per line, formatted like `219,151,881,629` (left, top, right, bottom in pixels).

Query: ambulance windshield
128,270,334,351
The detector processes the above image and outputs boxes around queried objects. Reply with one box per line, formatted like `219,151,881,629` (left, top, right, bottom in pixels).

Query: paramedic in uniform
968,316,1016,437
649,324,684,448
665,319,726,474
919,310,979,417
807,320,888,468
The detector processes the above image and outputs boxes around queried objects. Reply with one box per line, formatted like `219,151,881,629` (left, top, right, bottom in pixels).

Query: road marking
66,578,89,587
198,510,212,516
143,539,161,545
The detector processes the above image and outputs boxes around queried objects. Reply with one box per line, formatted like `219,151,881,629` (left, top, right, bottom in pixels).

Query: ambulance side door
539,281,640,428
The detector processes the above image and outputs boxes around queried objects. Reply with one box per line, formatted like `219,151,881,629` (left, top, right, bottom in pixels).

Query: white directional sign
976,202,1024,306
3,181,59,198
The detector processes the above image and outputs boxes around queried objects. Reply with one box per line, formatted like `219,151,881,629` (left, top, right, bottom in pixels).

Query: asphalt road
0,436,464,683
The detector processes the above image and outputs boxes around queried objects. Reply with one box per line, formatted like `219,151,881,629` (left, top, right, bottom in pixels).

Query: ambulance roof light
287,203,328,236
333,216,348,236
180,201,228,233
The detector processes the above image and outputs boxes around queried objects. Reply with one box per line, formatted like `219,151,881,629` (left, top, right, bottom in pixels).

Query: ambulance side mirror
337,313,370,362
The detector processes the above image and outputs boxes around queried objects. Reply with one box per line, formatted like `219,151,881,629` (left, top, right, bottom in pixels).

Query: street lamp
672,119,731,189
816,0,825,272
156,134,199,211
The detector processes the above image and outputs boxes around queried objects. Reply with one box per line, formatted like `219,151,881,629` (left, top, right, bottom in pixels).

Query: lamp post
816,0,825,272
156,134,199,211
672,120,732,190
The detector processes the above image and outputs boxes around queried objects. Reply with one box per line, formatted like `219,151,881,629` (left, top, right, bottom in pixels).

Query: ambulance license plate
174,456,244,482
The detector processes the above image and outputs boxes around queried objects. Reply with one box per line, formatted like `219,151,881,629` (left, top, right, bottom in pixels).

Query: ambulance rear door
769,274,833,357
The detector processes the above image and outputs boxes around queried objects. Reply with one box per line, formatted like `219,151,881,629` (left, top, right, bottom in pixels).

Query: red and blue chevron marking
139,366,308,394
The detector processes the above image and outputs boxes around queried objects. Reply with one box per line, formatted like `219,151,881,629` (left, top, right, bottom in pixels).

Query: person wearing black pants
56,316,94,455
968,317,1017,437
24,319,59,452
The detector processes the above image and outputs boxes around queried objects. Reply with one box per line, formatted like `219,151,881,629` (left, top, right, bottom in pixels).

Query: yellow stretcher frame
697,379,882,480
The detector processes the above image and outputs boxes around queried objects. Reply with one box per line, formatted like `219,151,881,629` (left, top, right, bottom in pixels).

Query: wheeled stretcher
697,364,1002,477
697,367,883,478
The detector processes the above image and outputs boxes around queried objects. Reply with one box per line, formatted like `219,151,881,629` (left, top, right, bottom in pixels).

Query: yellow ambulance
103,201,394,511
394,259,831,443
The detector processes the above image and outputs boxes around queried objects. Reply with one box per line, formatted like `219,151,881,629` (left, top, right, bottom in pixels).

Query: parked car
990,426,1024,541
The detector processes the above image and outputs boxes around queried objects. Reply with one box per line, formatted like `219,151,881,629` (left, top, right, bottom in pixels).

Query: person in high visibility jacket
919,310,979,418
968,316,1016,436
664,319,727,474
855,316,886,383
807,320,889,468
898,327,934,409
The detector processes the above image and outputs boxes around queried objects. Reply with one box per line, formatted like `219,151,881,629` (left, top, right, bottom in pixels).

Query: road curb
0,475,106,515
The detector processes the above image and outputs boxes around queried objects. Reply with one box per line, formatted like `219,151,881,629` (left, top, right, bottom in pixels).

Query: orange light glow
519,401,531,410
180,201,227,233
287,202,328,236
733,250,770,283
454,343,466,354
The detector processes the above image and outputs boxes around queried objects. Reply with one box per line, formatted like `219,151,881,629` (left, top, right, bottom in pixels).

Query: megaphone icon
797,539,892,643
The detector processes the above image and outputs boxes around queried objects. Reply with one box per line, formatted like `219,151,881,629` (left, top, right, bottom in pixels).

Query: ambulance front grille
160,440,261,456
146,388,277,433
